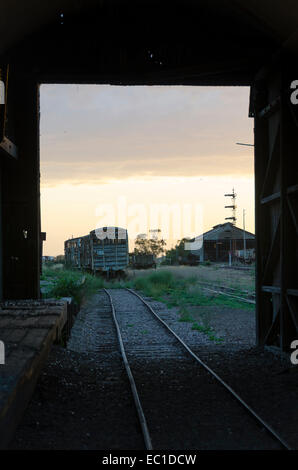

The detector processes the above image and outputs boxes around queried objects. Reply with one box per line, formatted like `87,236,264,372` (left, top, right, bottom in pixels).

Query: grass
40,266,62,280
191,322,223,343
134,265,256,297
178,304,223,343
41,266,105,306
179,313,194,323
126,269,252,343
126,270,254,311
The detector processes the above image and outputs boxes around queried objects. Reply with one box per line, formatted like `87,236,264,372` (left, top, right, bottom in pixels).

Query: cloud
40,154,253,186
40,85,253,185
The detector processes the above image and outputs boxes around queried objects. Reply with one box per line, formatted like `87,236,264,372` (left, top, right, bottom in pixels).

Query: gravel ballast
9,288,298,450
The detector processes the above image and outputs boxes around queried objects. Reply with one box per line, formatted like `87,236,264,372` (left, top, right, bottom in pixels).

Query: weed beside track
126,270,253,343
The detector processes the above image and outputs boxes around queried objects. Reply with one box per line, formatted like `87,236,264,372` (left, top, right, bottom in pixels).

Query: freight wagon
129,253,156,269
64,236,82,269
65,227,129,276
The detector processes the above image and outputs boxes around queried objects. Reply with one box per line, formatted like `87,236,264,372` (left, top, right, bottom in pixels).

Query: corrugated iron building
192,222,255,262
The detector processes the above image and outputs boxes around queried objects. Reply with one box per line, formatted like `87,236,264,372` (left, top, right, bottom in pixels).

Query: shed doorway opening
40,84,254,344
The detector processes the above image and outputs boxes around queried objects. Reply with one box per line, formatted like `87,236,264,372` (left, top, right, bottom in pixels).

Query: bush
41,266,60,280
44,268,104,306
129,270,185,301
148,270,174,286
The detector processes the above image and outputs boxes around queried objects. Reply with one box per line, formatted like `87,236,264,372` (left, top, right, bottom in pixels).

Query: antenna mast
149,229,161,240
224,188,237,225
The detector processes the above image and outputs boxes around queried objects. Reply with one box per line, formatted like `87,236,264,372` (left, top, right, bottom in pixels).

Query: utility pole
224,188,237,225
243,209,247,260
225,188,237,266
229,239,232,267
149,229,161,240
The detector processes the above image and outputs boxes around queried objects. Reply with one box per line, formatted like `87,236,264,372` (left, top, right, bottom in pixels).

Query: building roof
198,222,255,241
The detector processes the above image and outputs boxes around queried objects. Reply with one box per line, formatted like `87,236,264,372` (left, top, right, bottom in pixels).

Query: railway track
103,287,290,450
206,282,255,298
198,284,256,305
194,280,256,303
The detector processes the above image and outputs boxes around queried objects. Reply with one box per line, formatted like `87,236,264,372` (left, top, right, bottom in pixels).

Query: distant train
65,227,129,276
129,253,156,269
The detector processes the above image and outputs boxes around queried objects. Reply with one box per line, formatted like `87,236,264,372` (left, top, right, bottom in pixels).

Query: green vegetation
41,266,104,306
134,233,166,257
127,270,254,310
162,238,199,265
128,270,177,301
41,265,253,344
177,304,223,342
126,269,252,343
178,306,194,323
191,322,223,343
40,266,62,280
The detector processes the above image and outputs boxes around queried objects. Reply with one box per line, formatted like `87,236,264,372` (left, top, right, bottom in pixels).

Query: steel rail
126,287,291,450
199,286,256,305
103,288,153,450
195,281,256,300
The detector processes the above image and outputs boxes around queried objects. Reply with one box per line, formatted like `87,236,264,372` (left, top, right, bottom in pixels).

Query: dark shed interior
0,0,297,351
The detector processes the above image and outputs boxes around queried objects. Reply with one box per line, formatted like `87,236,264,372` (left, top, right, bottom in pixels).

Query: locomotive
65,227,129,276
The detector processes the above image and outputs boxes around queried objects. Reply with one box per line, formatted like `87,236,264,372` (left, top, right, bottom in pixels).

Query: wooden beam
2,76,40,299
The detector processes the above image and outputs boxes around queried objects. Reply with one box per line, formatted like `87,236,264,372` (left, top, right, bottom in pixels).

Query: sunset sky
40,85,254,256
